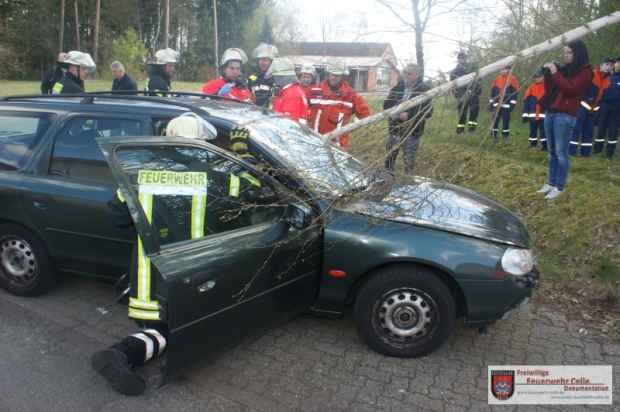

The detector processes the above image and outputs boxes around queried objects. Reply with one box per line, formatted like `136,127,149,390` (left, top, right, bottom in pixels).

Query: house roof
280,42,392,58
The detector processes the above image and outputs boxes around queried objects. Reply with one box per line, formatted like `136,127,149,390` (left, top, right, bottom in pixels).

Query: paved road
0,276,618,412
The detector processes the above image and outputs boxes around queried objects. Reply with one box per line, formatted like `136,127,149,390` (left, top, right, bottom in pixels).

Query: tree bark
93,0,100,63
59,0,65,53
164,0,170,48
411,0,424,78
74,0,80,50
326,11,620,141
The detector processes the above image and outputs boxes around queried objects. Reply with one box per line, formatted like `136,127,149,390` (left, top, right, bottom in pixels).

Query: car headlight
501,247,535,276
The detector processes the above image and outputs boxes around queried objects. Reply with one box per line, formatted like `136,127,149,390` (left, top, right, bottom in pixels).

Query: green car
0,94,538,369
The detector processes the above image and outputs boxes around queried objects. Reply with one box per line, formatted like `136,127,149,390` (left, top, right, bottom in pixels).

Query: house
279,42,400,92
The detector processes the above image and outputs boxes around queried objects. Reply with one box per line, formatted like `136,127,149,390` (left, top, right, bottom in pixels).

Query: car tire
354,265,456,358
0,224,56,296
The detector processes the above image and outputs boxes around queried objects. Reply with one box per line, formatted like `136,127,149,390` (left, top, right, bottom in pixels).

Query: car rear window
0,113,54,170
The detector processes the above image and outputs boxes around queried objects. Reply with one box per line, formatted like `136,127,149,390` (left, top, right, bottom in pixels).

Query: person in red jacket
308,60,371,149
271,58,309,125
521,69,547,150
537,40,592,200
489,66,520,140
202,48,252,102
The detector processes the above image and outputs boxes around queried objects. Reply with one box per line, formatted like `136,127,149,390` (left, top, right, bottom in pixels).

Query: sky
291,0,510,78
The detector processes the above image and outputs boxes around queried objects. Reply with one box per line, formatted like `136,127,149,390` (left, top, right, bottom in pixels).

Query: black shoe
91,349,146,396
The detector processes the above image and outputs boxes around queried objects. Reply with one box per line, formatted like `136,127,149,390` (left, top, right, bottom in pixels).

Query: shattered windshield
246,117,370,196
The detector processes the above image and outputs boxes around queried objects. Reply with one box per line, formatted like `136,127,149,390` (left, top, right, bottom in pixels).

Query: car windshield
246,117,370,196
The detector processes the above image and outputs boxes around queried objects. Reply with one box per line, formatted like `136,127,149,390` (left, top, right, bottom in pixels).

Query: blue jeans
544,113,576,190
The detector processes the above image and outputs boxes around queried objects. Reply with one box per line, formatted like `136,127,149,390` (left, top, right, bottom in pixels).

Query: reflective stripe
457,124,466,127
137,191,153,305
229,175,240,197
609,140,618,144
569,141,579,145
129,297,159,311
239,172,261,187
492,103,499,107
253,85,271,91
501,104,510,108
491,128,498,131
522,114,529,117
502,129,510,132
336,112,344,129
489,99,494,103
581,143,593,146
131,333,154,362
540,138,547,142
509,100,517,104
528,137,538,141
310,99,353,108
467,121,478,126
191,194,206,239
128,307,160,321
580,101,592,110
538,114,546,118
593,106,600,111
143,329,167,355
314,109,322,132
595,139,606,142
116,188,126,203
52,82,63,94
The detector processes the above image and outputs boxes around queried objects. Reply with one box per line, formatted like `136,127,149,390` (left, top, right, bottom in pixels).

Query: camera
541,61,561,75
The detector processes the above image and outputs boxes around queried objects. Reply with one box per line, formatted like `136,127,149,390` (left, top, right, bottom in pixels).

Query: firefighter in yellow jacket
91,113,260,396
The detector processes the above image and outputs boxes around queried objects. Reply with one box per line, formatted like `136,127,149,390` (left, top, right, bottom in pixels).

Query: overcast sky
292,0,510,78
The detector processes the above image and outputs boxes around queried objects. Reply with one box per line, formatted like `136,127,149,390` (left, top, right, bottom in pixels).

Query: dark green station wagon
0,94,538,367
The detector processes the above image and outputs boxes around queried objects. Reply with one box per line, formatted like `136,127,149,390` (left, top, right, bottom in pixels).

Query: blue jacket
601,73,620,107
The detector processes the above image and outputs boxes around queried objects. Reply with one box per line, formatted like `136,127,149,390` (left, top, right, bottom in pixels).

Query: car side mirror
285,203,312,230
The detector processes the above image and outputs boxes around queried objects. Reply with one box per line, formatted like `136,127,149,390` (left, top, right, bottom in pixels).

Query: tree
259,15,274,44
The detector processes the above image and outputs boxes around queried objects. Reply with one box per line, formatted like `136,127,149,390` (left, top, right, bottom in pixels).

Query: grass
2,80,619,335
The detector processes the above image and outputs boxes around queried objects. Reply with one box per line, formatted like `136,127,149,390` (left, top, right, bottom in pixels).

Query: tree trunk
93,0,100,63
59,0,65,53
164,0,170,48
411,0,424,79
74,0,80,50
213,0,219,66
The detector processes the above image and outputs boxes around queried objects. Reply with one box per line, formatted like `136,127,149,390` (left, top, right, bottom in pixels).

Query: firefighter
51,51,96,94
248,43,278,107
308,60,371,149
271,58,309,125
522,69,547,150
146,48,179,95
489,65,520,140
41,52,68,94
298,63,317,93
111,61,138,93
202,48,253,102
450,51,481,133
91,114,261,396
595,58,619,158
383,63,433,174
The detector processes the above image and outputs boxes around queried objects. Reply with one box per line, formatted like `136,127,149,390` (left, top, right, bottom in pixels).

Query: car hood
342,178,530,247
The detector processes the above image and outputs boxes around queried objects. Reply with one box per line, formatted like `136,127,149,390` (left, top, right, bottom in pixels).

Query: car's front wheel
0,224,56,296
354,265,456,358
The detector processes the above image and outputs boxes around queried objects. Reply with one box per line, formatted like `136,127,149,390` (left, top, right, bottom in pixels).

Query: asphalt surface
0,275,618,412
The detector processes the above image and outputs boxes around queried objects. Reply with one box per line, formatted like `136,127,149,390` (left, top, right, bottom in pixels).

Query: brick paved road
0,275,618,412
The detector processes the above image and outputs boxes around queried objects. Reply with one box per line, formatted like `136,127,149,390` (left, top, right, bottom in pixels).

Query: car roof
0,93,274,125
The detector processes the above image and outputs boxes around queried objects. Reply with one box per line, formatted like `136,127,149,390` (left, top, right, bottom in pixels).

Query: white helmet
64,51,96,68
269,57,296,76
155,48,180,65
220,48,248,67
299,63,316,78
252,43,278,60
327,60,348,76
165,113,217,141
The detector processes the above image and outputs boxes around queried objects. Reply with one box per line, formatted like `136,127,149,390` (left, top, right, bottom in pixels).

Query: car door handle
32,197,49,210
197,280,216,293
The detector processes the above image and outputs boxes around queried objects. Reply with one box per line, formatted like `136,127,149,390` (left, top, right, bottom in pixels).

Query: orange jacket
308,80,371,148
490,73,520,109
202,77,253,102
272,82,309,124
592,69,610,108
522,81,546,120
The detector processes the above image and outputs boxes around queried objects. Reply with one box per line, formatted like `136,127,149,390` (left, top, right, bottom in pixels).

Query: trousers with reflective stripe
594,105,619,157
569,106,595,156
528,118,547,150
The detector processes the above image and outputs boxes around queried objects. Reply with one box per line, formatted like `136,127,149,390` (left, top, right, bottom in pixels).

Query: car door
98,136,323,372
20,114,149,277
